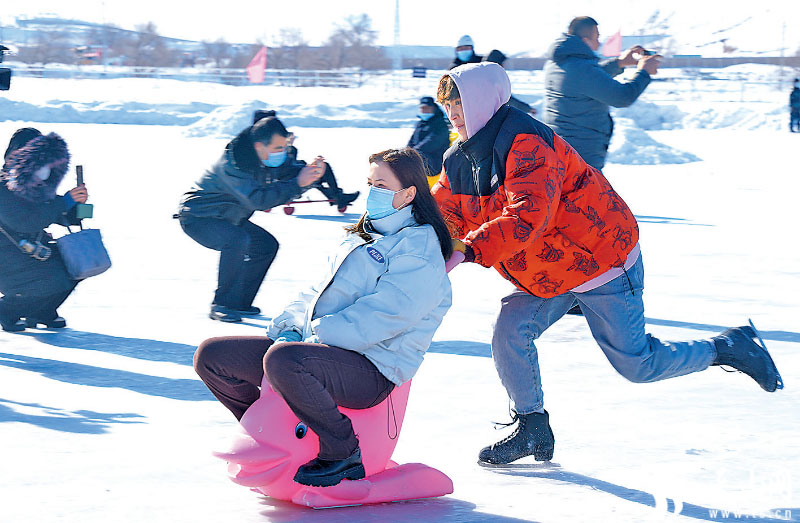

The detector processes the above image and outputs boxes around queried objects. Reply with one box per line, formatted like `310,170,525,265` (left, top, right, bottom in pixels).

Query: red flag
246,46,267,83
602,29,622,57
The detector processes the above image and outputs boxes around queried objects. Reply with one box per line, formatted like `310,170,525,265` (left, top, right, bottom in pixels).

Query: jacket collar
365,205,416,236
459,104,510,160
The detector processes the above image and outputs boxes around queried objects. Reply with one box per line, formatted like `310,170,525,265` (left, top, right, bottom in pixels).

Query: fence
5,62,796,104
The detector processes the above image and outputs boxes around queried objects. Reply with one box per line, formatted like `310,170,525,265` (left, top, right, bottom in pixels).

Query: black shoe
0,304,25,332
209,305,242,323
478,410,555,465
565,303,583,316
335,191,359,210
711,320,783,392
293,447,366,487
25,316,67,329
233,306,260,316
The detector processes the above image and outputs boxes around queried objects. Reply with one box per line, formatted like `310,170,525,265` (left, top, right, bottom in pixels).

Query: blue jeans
491,255,716,414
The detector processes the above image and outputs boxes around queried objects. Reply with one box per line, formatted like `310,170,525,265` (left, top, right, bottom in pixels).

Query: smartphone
74,165,93,218
642,49,656,56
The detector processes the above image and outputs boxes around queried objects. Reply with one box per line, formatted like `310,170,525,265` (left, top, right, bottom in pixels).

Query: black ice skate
478,410,555,465
711,320,784,392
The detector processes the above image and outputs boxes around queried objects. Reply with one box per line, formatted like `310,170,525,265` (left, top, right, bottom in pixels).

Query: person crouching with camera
0,128,88,331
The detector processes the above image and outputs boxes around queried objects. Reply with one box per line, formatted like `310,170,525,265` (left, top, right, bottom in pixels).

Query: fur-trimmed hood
1,133,70,202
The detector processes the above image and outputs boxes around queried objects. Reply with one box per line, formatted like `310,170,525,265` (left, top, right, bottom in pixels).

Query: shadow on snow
482,465,797,522
0,351,213,402
0,397,144,434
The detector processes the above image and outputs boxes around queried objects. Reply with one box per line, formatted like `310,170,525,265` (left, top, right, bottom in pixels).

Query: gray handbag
56,225,112,280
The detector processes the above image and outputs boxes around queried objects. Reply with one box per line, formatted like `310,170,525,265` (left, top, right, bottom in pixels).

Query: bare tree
269,28,310,69
17,30,73,64
204,38,234,68
323,14,388,70
125,22,176,67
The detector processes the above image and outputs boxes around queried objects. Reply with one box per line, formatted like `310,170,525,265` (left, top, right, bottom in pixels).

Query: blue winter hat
419,96,436,107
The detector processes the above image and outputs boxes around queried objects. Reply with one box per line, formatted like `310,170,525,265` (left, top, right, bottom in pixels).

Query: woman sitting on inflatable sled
195,147,455,506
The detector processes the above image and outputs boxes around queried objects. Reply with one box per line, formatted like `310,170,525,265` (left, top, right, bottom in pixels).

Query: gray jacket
178,127,303,225
543,33,651,170
267,206,452,385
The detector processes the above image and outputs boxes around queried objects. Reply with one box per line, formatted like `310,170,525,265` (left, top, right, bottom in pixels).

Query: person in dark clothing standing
407,96,450,177
543,16,660,171
483,49,537,116
0,128,88,331
177,117,325,323
252,110,359,210
790,79,800,133
449,35,483,70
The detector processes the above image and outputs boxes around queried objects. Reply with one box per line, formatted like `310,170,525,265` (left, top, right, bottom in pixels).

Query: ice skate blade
748,319,784,390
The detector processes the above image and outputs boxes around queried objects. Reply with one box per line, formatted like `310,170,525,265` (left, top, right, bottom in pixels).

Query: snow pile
607,121,701,165
614,100,686,130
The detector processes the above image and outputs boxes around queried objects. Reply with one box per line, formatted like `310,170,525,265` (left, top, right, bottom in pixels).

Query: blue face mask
418,112,434,121
366,186,401,220
457,50,473,62
262,150,286,168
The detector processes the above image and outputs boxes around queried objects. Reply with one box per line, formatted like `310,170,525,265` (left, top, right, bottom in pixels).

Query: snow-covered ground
0,70,798,522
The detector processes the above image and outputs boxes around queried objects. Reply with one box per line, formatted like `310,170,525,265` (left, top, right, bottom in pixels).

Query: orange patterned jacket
432,105,639,298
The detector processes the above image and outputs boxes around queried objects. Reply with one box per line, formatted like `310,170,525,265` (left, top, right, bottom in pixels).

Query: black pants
194,337,394,459
791,110,800,132
0,287,75,321
181,218,278,310
312,164,341,201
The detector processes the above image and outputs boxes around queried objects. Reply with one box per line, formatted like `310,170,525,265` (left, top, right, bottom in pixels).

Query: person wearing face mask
543,16,660,172
252,110,359,210
177,116,325,322
449,34,483,70
407,96,450,182
194,147,453,487
0,128,89,332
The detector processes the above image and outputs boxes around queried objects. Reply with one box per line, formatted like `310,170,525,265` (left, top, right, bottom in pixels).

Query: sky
1,0,799,57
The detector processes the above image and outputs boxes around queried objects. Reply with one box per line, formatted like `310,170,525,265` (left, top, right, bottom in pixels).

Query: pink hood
448,62,511,140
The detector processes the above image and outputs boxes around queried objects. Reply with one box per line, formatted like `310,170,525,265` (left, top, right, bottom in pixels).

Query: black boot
25,316,67,329
0,302,25,332
335,190,359,210
711,321,783,392
209,304,242,323
293,447,366,487
478,410,555,465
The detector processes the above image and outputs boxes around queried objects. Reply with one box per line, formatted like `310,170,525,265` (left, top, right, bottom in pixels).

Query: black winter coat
408,107,450,175
178,126,305,225
449,53,483,70
0,134,79,298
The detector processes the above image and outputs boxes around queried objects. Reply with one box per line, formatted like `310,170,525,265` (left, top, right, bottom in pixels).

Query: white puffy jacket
267,206,452,385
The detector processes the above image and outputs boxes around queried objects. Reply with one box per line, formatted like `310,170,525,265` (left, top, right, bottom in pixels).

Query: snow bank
607,122,701,165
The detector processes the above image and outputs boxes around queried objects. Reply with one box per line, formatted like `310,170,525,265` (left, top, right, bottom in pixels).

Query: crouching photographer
0,128,88,331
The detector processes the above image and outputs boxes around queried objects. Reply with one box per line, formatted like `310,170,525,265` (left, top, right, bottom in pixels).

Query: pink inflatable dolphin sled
213,378,454,508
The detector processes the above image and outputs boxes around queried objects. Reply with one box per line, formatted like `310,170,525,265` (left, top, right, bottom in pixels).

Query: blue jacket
267,206,452,385
543,34,651,170
407,106,450,176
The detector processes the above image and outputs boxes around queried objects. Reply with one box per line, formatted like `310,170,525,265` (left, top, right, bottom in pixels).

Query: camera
0,44,11,91
19,239,52,261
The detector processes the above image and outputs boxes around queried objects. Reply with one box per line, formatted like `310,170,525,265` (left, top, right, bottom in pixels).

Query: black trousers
181,218,278,310
312,164,341,201
194,337,394,459
0,286,75,321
